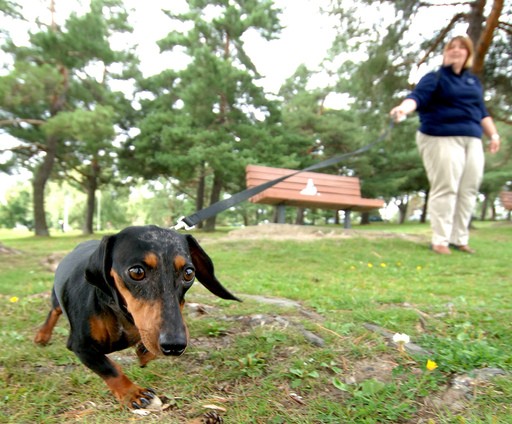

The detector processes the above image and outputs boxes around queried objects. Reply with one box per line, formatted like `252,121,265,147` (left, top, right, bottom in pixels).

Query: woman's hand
390,99,417,123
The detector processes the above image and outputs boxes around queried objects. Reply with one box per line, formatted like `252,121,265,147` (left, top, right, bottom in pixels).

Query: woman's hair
443,36,474,69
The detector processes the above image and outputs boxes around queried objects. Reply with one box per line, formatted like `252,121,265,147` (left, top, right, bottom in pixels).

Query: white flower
392,333,410,345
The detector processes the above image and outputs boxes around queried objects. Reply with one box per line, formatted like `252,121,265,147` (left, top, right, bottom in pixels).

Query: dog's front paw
112,383,159,410
128,387,160,410
135,392,163,411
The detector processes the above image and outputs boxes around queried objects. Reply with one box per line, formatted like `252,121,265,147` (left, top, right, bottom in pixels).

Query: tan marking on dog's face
111,270,162,356
173,255,187,271
144,252,159,269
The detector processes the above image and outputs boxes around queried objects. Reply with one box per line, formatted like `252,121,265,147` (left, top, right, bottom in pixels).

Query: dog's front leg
74,348,156,409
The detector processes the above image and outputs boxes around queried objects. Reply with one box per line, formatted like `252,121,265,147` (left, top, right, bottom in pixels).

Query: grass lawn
0,222,511,423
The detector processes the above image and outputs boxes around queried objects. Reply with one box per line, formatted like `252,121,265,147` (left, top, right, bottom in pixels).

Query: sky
3,0,336,92
122,0,338,93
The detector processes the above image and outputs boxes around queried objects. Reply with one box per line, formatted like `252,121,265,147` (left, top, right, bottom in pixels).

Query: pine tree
126,0,285,231
0,0,139,235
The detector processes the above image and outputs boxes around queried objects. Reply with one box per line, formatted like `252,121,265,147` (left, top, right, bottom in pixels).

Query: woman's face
443,39,469,71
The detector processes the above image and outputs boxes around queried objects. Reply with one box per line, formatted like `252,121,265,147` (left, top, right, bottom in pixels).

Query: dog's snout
159,334,187,356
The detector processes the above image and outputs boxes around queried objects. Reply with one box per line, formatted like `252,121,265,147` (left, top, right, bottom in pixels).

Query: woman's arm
481,116,501,154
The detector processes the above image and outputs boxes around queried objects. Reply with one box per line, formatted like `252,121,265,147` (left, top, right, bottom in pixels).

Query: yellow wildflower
9,296,19,303
426,359,438,371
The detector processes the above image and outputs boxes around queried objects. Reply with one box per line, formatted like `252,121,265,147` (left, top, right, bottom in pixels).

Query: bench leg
276,204,286,223
343,209,351,229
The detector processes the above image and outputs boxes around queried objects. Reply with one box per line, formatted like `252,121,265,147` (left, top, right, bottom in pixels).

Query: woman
390,36,501,254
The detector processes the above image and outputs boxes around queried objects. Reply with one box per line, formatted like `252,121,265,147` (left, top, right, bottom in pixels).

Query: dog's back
53,240,100,317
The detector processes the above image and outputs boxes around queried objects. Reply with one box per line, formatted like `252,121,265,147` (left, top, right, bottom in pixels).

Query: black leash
173,118,395,230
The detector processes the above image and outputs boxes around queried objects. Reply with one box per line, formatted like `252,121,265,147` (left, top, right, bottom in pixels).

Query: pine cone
202,410,224,424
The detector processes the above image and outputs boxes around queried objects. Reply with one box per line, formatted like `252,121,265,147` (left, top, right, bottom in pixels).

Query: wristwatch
491,134,500,141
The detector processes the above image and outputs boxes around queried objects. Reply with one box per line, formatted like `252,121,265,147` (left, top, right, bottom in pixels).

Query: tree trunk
421,190,429,224
272,207,279,223
32,176,49,236
32,135,58,236
398,204,407,224
491,200,496,221
396,194,408,224
471,0,504,78
195,162,206,229
32,65,69,236
480,194,488,221
295,208,304,225
83,183,96,235
467,0,485,47
204,171,223,231
83,160,100,235
360,211,370,225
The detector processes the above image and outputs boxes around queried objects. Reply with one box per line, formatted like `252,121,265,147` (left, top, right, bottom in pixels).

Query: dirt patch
40,253,64,272
225,223,427,243
0,243,22,255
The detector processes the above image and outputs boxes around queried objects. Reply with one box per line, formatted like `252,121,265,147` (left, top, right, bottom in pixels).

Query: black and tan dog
34,225,240,409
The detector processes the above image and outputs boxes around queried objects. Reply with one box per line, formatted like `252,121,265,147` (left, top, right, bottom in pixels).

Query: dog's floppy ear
185,234,241,302
85,235,115,296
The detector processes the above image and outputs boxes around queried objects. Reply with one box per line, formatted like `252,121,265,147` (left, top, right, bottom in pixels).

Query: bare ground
225,223,428,243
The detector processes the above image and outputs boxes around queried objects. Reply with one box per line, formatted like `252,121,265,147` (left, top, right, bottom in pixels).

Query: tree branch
418,1,473,7
0,144,39,158
473,0,504,76
497,20,512,35
0,118,46,126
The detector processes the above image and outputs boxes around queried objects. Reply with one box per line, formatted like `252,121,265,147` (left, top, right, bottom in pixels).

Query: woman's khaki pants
416,132,484,247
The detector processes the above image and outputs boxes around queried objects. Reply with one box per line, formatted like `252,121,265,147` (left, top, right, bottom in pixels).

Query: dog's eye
128,266,145,281
183,267,195,282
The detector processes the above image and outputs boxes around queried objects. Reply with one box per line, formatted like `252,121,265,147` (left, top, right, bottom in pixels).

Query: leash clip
173,216,195,231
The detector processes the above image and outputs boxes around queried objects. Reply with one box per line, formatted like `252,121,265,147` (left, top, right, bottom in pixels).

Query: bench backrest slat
246,165,384,212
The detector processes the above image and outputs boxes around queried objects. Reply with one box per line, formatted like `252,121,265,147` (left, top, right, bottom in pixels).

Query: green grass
1,222,511,423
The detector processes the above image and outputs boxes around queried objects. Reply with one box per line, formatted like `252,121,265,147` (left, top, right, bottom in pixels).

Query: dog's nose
159,335,187,356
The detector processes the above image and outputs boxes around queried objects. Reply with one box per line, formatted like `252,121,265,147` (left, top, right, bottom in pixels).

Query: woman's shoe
431,244,451,255
449,244,476,254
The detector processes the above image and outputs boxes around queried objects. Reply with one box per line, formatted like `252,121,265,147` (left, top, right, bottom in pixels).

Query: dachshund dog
34,225,240,409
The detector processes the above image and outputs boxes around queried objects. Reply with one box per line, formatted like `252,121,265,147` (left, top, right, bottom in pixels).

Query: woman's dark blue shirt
406,65,489,138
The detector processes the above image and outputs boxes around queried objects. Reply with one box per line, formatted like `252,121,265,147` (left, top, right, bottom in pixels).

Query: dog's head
84,225,240,357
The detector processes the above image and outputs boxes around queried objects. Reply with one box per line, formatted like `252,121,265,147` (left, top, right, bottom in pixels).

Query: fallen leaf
289,392,305,405
202,404,227,412
132,409,151,416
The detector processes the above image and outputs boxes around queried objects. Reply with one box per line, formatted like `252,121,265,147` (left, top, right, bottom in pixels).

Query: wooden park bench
245,165,384,228
499,191,512,211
